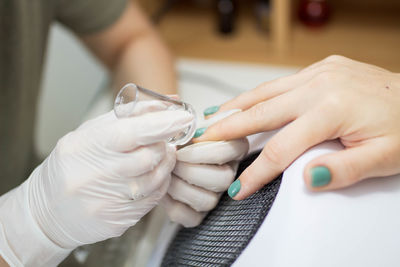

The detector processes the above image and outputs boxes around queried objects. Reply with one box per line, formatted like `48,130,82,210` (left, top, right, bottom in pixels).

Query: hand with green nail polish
310,166,331,187
228,179,241,198
194,127,207,138
203,105,220,117
195,55,400,199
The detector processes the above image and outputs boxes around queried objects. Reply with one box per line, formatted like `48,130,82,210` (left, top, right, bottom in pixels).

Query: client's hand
195,55,400,199
162,111,249,227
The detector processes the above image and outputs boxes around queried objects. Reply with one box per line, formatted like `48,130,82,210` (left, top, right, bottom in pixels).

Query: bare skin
81,1,177,94
196,55,400,200
0,256,7,267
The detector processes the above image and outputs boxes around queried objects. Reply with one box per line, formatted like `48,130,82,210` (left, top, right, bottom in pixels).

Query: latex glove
0,101,193,267
162,110,249,227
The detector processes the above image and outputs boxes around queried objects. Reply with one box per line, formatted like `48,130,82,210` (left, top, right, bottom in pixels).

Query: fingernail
311,166,331,187
193,127,207,138
203,106,219,116
228,179,241,198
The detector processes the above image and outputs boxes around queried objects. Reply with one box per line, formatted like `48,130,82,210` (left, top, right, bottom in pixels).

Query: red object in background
298,0,331,27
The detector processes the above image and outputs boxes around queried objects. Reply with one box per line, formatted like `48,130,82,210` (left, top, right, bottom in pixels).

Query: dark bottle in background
254,0,271,33
298,0,331,27
216,0,236,34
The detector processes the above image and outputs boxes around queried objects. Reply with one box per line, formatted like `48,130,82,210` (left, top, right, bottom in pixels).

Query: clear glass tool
114,83,196,145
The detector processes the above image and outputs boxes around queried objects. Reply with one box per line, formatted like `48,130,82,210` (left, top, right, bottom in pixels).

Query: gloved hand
161,110,249,227
0,101,193,267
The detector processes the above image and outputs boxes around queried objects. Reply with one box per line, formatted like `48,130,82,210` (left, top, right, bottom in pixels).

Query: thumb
304,140,394,191
108,110,194,151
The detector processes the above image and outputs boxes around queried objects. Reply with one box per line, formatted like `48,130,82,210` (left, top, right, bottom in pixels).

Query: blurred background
36,1,400,265
140,0,400,68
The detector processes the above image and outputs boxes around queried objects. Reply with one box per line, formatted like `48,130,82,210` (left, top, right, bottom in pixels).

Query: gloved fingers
176,139,249,165
173,162,235,192
116,100,170,118
168,175,219,212
79,101,168,131
228,160,240,173
129,145,176,200
144,175,171,202
110,178,171,226
114,142,166,178
153,173,171,197
129,177,171,213
109,110,194,151
161,195,207,228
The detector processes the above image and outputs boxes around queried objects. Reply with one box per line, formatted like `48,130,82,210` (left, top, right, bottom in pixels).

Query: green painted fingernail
228,179,241,198
203,106,219,116
194,127,207,138
311,166,331,187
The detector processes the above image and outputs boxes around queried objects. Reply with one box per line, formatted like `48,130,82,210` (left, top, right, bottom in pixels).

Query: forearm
0,256,9,267
112,32,177,95
81,1,177,96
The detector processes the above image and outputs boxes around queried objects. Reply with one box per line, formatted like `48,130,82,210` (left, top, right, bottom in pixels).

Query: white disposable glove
162,110,249,227
0,101,193,267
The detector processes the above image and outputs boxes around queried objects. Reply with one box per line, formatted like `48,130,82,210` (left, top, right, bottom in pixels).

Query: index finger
195,91,300,142
205,64,324,119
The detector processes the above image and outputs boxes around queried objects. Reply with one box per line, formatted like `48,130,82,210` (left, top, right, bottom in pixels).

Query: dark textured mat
162,152,282,266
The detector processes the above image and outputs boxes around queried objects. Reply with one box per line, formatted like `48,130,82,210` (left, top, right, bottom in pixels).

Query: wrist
27,157,82,249
0,177,71,267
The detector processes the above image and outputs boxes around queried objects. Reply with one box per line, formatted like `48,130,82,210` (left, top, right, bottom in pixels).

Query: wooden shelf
143,1,400,71
289,8,400,71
